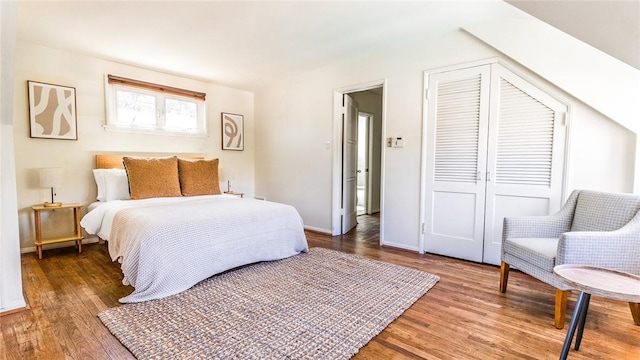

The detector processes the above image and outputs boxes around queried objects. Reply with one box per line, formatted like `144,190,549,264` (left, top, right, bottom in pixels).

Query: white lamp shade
39,167,63,188
221,167,234,180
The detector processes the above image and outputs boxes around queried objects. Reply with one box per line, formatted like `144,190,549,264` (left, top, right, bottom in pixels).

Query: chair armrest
503,214,570,239
502,190,580,241
556,218,640,274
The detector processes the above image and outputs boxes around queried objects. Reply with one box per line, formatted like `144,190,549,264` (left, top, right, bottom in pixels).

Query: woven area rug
98,247,440,359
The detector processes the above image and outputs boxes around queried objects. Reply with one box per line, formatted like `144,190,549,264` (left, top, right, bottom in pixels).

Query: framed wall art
221,112,244,151
28,81,78,140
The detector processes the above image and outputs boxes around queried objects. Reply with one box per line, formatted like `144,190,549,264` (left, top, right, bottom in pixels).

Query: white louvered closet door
424,65,491,262
423,63,567,264
482,65,567,265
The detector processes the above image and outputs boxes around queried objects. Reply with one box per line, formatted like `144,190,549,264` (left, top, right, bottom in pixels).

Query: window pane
115,89,156,126
165,98,198,130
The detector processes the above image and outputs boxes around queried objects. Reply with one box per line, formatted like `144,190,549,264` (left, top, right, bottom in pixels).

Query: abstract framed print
221,112,244,151
28,81,78,140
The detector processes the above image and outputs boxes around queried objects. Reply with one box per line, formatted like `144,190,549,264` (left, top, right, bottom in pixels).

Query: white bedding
81,195,308,303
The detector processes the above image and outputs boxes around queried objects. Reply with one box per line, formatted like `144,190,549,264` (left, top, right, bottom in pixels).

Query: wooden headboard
95,155,205,169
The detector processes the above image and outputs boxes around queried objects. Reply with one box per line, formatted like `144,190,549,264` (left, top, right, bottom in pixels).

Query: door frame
332,79,386,237
418,57,573,255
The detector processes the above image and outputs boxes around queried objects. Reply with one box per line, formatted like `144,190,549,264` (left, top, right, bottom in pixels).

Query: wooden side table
553,264,640,359
32,203,84,259
223,191,244,198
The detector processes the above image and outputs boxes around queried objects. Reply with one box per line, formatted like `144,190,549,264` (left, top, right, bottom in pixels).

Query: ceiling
16,1,638,91
16,1,527,90
507,0,639,70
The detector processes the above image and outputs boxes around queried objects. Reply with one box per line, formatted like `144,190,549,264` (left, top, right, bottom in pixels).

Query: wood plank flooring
2,214,639,359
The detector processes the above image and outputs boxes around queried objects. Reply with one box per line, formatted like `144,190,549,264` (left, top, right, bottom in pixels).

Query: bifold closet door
424,63,567,264
482,65,567,265
424,65,491,262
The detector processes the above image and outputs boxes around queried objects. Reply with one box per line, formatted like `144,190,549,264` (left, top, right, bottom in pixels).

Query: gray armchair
500,190,640,328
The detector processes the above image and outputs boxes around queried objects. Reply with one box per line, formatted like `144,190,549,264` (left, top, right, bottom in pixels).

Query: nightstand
224,191,244,198
32,203,83,259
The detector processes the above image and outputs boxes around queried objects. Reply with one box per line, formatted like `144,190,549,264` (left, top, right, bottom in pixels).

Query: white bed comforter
81,195,308,303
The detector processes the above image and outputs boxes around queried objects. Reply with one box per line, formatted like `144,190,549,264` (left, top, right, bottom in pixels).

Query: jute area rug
98,247,440,359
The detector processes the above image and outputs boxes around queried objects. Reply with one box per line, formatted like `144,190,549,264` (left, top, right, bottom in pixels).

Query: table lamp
39,167,63,207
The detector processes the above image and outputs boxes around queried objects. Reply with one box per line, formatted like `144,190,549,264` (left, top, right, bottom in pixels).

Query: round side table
553,264,640,360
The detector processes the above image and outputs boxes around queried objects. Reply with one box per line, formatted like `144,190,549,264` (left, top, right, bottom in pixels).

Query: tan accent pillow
123,156,182,200
178,158,221,196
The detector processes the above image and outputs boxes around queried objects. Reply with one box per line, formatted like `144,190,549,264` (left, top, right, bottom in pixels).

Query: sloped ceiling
507,0,640,69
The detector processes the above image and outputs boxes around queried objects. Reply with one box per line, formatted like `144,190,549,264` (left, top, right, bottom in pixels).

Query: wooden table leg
74,207,82,254
34,209,43,260
559,291,589,360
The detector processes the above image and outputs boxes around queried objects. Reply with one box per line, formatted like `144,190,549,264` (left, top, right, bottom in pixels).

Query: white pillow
93,169,130,201
92,169,108,201
103,169,131,201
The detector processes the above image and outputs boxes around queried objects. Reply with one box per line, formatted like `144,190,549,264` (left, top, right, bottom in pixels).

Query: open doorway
350,89,382,219
357,112,371,216
333,84,383,239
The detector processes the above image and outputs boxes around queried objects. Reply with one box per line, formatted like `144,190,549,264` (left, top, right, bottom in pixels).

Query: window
105,75,207,137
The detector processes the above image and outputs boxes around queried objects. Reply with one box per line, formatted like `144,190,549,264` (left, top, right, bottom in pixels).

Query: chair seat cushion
503,237,559,272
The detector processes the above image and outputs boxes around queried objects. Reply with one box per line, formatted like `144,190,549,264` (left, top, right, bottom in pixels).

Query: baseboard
20,236,100,254
380,240,420,253
303,225,332,235
0,302,28,316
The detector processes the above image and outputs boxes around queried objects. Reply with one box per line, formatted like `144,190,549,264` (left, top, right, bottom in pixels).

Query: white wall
566,102,635,192
255,30,635,251
14,42,255,251
0,0,26,313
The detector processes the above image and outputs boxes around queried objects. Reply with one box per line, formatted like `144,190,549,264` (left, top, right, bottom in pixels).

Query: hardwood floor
2,219,639,359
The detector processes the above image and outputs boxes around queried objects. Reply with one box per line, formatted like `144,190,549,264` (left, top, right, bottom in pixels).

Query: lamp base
43,202,62,208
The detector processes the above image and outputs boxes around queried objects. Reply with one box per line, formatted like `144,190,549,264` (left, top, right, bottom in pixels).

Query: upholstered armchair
499,190,640,328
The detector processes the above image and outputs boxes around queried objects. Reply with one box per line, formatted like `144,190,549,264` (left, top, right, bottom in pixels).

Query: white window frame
104,75,207,137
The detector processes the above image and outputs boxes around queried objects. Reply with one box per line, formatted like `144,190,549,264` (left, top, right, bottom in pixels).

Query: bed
81,155,308,303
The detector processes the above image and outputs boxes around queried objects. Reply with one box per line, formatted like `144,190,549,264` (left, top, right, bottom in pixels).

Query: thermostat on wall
388,137,404,148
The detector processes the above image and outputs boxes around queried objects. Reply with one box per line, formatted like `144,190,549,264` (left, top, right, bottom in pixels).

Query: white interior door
424,65,491,262
342,94,359,234
482,65,567,265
